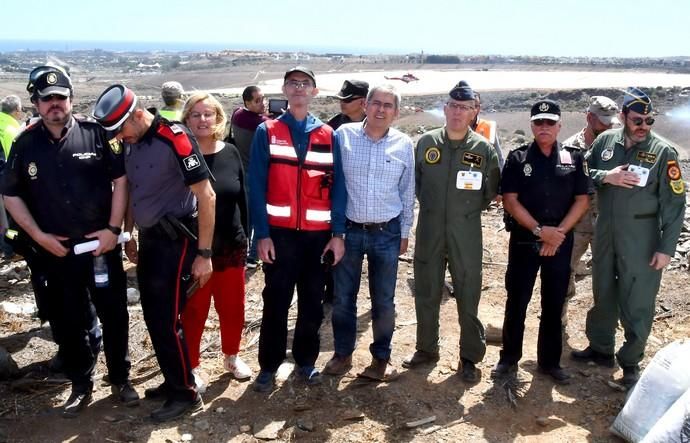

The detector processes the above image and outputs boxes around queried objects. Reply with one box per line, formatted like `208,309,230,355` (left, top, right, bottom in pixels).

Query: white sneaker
192,367,207,394
224,354,252,380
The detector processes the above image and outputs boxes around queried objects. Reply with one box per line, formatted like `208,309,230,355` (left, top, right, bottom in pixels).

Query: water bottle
93,255,109,288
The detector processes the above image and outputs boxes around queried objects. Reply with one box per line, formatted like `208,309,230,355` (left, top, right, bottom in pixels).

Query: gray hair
366,84,401,110
1,95,21,114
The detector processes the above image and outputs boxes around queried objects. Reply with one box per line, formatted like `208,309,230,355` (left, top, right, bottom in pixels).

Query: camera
268,99,288,117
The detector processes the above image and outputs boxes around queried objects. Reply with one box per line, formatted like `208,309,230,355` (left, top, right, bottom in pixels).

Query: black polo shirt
125,115,210,228
0,116,124,239
500,141,592,229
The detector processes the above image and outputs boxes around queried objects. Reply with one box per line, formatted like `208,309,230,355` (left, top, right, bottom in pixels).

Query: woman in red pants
181,92,252,388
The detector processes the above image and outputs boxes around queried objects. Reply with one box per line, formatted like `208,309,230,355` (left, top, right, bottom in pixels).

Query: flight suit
586,129,685,367
414,128,500,363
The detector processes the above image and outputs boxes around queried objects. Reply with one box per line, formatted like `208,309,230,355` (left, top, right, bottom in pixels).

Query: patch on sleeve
462,152,483,168
108,138,122,154
667,160,682,180
183,154,201,171
670,179,685,195
157,124,193,156
424,147,441,164
583,161,589,177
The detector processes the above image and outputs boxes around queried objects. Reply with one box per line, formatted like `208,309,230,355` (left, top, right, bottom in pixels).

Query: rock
606,380,626,392
293,400,311,411
194,419,210,431
342,409,365,421
296,419,315,432
578,369,592,377
536,417,549,427
254,420,286,440
0,347,19,380
214,407,224,414
126,287,140,304
0,301,36,315
181,434,193,442
239,425,252,433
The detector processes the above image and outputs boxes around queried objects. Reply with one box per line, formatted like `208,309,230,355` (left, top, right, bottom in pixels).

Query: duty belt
142,213,198,241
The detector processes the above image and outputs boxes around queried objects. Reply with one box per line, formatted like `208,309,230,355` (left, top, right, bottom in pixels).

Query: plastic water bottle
93,255,109,288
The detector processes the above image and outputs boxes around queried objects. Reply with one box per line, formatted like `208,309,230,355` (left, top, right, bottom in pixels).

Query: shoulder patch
157,124,193,156
667,160,682,181
109,138,122,154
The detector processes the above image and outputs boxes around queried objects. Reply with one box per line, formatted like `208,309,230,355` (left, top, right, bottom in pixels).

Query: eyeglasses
446,102,476,112
285,80,313,89
39,94,68,103
532,119,558,127
368,100,396,110
628,116,655,126
189,111,217,120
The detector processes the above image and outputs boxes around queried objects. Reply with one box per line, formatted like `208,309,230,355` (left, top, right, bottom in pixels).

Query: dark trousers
258,228,329,372
45,246,130,391
500,232,573,369
138,228,197,401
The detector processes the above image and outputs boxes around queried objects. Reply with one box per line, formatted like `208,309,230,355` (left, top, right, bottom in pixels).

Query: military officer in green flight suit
404,81,500,383
572,87,686,387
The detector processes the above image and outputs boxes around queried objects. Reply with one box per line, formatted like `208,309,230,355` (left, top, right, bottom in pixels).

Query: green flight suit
586,128,685,367
413,128,500,363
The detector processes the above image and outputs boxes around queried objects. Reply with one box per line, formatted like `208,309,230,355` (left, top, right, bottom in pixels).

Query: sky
2,0,690,57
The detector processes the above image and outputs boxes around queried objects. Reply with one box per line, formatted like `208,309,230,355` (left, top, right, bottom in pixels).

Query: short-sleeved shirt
500,141,592,232
0,115,124,238
126,115,210,228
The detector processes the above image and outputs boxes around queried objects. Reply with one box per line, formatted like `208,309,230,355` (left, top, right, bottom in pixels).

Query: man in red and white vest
248,66,346,392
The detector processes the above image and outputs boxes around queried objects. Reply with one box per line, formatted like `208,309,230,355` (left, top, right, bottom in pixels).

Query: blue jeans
332,217,401,360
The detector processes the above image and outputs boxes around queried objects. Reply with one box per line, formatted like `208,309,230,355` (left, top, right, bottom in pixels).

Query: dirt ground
1,204,689,443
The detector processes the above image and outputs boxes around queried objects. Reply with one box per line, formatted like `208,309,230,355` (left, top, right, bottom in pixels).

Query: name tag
456,171,483,190
628,164,650,187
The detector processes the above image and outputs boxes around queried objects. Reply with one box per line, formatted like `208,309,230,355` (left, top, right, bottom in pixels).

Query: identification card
628,164,650,187
456,171,483,190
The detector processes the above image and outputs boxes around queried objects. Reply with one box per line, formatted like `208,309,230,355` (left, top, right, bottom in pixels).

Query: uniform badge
583,161,590,177
170,124,184,135
46,73,57,85
523,163,532,176
183,154,201,170
28,162,38,178
670,179,685,195
636,151,657,164
424,147,441,164
109,138,122,154
462,152,483,168
667,160,682,181
601,148,614,161
539,102,550,112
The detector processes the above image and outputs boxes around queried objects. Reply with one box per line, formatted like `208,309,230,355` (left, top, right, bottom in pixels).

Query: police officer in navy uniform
1,67,137,417
93,84,216,422
493,100,591,384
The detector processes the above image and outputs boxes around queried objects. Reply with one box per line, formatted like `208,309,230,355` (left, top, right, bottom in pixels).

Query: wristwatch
106,224,122,236
197,248,213,258
333,233,346,240
532,225,543,237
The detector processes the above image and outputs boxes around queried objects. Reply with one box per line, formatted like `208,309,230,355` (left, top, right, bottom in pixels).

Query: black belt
346,217,396,232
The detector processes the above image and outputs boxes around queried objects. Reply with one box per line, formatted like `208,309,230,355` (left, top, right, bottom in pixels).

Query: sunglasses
532,119,558,127
628,116,655,126
39,94,68,103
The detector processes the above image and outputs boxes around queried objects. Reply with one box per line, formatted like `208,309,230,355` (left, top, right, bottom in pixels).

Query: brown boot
357,358,399,382
323,354,352,376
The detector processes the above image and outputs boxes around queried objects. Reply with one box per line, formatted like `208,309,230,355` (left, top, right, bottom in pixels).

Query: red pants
181,265,245,368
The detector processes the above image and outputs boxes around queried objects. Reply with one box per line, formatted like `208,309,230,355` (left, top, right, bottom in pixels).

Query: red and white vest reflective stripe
265,119,334,231
475,119,497,145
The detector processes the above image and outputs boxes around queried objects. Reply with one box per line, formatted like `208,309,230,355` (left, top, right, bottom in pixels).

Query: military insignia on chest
462,152,483,168
601,148,614,161
424,147,441,164
636,151,657,164
523,163,532,176
28,162,38,179
109,138,122,154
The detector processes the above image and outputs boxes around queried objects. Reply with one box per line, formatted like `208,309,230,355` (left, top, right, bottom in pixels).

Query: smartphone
268,99,288,115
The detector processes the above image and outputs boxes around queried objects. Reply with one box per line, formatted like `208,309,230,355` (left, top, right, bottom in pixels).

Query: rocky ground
1,66,690,442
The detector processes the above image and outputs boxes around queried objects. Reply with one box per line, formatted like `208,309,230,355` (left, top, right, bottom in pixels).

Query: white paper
73,232,131,255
